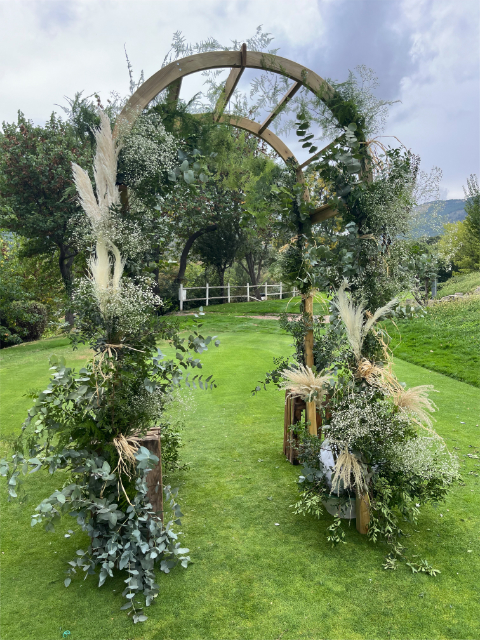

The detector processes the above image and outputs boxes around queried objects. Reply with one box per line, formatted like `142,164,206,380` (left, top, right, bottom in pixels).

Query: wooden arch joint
214,43,247,122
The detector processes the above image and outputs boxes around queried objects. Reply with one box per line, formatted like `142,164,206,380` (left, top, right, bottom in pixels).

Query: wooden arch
114,46,340,224
114,46,345,434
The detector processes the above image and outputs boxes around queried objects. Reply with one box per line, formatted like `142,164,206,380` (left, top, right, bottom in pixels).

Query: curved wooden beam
114,50,336,135
216,114,297,166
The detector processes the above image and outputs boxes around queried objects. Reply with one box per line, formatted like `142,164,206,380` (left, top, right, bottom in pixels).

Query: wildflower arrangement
287,284,458,572
0,111,218,623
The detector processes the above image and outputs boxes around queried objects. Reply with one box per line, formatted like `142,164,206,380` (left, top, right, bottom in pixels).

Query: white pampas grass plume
331,449,366,494
393,385,437,427
332,282,397,360
363,297,398,335
89,236,111,293
72,109,125,315
333,282,365,360
72,163,101,223
72,109,121,225
280,365,330,406
93,110,121,216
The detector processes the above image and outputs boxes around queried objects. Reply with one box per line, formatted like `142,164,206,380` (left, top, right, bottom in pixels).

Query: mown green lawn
387,296,480,387
1,320,479,640
187,293,329,316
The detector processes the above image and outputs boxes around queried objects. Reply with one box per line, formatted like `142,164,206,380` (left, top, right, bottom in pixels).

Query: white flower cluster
387,437,459,484
326,393,411,451
74,276,162,337
120,113,178,187
102,277,162,333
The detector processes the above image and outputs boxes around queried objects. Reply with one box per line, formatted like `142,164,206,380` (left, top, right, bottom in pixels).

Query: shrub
8,300,48,341
0,325,22,348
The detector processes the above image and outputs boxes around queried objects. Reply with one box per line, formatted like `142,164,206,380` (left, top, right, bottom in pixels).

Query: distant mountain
413,199,466,238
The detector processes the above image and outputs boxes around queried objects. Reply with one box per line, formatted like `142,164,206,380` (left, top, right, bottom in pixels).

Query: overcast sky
0,0,478,198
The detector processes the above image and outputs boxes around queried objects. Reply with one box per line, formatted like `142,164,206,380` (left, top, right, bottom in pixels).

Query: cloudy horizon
0,0,478,199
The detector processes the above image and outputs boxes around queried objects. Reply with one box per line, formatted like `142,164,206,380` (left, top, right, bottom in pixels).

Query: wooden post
355,488,370,534
179,284,184,311
227,282,231,303
247,282,249,301
280,282,283,299
206,283,209,306
265,282,268,299
304,293,317,435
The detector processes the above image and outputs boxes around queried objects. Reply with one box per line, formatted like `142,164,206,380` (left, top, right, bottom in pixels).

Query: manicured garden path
1,326,479,640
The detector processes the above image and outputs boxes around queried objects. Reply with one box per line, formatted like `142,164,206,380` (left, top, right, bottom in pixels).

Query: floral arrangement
1,111,218,622
282,284,458,572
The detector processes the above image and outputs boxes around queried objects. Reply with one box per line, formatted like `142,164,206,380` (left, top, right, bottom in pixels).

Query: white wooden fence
178,282,298,310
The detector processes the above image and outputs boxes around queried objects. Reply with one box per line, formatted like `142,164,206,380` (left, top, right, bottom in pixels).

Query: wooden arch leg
304,293,317,436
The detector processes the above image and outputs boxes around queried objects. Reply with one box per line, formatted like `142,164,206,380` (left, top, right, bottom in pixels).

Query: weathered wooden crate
130,426,163,520
283,392,329,464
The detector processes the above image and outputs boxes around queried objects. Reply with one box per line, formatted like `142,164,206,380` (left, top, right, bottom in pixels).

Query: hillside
413,199,466,237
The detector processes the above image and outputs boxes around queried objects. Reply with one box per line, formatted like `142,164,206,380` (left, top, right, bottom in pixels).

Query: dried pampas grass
93,110,121,215
393,385,437,427
112,434,139,504
72,110,121,225
280,364,330,406
331,449,366,494
72,110,125,313
332,282,397,361
333,282,365,360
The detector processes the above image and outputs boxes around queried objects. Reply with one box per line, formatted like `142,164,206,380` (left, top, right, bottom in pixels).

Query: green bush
0,325,22,348
7,300,48,342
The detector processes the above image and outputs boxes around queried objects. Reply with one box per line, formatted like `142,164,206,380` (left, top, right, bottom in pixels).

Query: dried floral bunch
332,281,398,362
280,364,331,406
72,110,125,316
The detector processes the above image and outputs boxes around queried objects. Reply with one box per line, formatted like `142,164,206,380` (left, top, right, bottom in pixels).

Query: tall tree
195,204,243,301
0,112,92,324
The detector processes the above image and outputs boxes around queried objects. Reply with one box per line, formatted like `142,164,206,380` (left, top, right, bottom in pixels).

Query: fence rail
178,282,298,310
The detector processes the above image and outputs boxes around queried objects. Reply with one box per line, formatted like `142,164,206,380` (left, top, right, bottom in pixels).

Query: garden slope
0,330,479,640
387,296,480,387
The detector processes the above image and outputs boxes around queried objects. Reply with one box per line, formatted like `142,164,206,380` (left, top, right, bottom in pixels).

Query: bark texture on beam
258,81,302,135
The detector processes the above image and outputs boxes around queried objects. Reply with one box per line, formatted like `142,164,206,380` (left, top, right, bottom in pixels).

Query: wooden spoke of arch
213,43,247,121
258,81,302,134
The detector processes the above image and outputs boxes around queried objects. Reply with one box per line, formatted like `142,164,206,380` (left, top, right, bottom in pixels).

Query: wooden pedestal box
130,426,163,520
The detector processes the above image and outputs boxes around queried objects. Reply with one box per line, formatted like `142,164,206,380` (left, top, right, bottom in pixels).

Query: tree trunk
174,224,218,284
59,246,77,327
239,252,264,299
